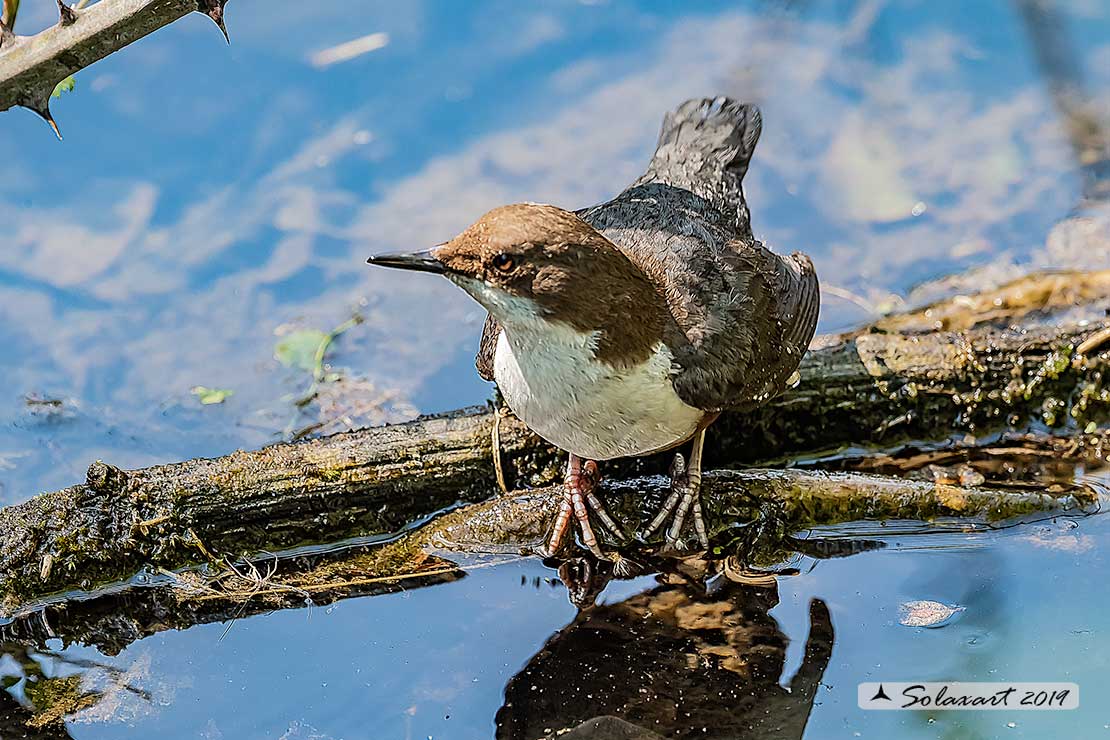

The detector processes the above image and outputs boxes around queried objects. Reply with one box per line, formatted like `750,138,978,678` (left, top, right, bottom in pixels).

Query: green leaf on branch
51,76,75,98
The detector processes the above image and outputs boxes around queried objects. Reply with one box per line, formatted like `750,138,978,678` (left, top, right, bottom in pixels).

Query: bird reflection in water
496,542,849,740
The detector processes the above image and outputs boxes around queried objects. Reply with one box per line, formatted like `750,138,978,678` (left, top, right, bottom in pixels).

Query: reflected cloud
308,32,390,69
0,184,158,288
502,15,565,56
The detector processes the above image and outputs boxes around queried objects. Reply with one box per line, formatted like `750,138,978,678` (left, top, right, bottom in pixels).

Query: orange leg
542,455,624,558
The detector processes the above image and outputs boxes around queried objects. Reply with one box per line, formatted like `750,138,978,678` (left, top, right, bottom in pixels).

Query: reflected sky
2,0,1110,737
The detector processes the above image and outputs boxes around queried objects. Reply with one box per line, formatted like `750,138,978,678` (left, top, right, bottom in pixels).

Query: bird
367,97,819,559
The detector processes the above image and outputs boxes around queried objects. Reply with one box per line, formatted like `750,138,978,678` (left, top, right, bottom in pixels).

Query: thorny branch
0,0,229,137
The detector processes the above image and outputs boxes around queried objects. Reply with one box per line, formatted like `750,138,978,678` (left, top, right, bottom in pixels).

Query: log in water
0,270,1106,610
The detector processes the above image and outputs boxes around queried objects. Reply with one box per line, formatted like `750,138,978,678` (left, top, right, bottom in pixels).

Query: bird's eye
491,254,515,272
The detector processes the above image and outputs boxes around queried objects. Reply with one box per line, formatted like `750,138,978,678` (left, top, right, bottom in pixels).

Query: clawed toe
638,434,710,552
542,439,714,561
542,455,627,559
660,535,693,555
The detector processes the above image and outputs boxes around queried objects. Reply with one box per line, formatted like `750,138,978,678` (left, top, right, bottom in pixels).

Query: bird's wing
579,97,819,411
665,242,820,412
475,313,501,382
473,96,815,402
584,189,819,410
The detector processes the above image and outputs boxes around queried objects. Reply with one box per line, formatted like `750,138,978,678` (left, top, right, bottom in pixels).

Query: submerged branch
1,467,1098,652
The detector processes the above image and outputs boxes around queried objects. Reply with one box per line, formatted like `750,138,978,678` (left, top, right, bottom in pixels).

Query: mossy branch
0,467,1098,651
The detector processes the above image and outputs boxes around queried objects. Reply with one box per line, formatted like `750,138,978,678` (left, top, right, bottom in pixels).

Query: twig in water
823,284,881,314
294,314,364,407
1076,324,1110,357
492,407,509,494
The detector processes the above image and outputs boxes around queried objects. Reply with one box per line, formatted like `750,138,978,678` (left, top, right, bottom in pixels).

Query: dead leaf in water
899,600,965,628
274,329,329,373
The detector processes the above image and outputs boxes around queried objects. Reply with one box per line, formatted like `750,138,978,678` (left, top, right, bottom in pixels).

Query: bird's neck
500,315,601,363
501,291,668,371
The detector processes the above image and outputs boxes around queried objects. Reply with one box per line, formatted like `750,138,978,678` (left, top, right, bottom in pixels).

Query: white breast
492,323,705,461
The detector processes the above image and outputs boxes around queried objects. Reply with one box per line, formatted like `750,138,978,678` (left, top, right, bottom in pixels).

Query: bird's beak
366,248,447,275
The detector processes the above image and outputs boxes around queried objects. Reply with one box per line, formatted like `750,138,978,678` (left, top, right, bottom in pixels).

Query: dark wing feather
476,313,501,381
582,184,820,410
667,244,820,412
578,98,819,411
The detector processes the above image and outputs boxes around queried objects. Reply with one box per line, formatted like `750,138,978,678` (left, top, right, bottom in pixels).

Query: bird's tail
639,97,763,235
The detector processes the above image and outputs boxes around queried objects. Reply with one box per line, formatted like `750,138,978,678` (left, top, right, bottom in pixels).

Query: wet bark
0,269,1106,611
0,467,1097,652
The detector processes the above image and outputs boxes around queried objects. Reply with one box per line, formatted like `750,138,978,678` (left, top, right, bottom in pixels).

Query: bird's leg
542,455,624,558
669,428,708,549
638,429,709,550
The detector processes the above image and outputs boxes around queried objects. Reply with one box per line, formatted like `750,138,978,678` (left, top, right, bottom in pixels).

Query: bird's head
368,203,661,341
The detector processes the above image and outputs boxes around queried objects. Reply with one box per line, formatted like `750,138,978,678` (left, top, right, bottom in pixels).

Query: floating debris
899,600,965,628
190,386,234,405
24,393,64,408
309,32,389,68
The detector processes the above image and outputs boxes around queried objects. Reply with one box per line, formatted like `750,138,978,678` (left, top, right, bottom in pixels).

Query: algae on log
715,270,1110,464
0,468,1097,646
0,270,1107,607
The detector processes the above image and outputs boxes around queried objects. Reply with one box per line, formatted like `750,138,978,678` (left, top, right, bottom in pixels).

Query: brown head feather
434,204,668,368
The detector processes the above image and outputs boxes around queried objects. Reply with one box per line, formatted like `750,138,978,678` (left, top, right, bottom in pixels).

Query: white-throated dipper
368,98,819,559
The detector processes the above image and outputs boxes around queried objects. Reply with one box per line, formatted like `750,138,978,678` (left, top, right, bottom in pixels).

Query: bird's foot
538,459,627,560
636,453,709,552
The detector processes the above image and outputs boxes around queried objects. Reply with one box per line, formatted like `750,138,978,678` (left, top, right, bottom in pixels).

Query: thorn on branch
56,0,76,26
24,90,62,140
197,0,229,44
0,0,17,39
41,110,62,140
